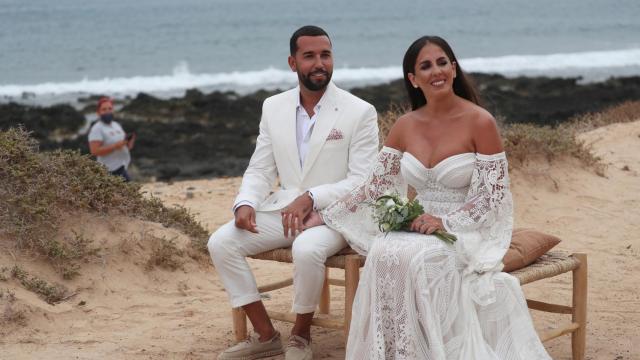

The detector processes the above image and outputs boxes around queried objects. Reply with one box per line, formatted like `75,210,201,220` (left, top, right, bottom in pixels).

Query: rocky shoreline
2,73,640,180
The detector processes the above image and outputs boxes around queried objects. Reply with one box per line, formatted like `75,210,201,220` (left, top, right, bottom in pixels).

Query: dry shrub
44,231,100,280
10,266,69,304
501,123,601,169
138,199,209,252
0,267,8,282
377,104,408,147
0,128,209,278
568,100,640,133
146,237,184,271
1,289,27,327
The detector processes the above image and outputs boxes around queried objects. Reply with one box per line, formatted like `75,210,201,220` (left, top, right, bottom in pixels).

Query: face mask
100,113,114,124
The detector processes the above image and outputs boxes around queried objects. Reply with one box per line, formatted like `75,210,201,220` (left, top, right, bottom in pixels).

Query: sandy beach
1,119,639,359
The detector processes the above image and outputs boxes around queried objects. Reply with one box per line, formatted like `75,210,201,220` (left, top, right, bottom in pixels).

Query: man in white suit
210,25,379,360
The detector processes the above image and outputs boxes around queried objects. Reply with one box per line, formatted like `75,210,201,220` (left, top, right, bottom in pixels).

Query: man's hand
281,192,314,238
235,205,258,233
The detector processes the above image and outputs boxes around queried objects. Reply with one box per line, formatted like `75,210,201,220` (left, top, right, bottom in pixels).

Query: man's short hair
289,25,331,56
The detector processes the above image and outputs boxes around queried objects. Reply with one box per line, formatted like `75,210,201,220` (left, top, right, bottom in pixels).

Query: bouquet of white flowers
373,193,457,245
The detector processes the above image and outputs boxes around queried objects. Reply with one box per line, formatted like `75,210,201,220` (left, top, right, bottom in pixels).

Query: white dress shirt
295,97,321,168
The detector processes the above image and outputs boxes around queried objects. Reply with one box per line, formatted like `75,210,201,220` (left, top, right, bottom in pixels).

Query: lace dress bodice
401,152,474,218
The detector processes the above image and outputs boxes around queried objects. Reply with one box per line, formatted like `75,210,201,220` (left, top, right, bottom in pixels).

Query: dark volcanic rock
476,74,640,126
121,89,276,126
0,102,85,141
113,90,279,179
114,114,254,180
3,74,640,180
351,74,640,126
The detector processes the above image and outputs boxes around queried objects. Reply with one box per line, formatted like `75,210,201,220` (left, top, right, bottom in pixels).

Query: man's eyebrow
301,49,332,55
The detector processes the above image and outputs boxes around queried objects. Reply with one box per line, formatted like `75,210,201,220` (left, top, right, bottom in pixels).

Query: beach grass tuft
501,123,602,170
568,100,640,132
146,236,185,271
1,289,27,327
10,265,69,304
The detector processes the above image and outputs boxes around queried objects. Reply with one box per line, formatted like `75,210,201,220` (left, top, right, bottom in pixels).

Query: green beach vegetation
0,127,209,280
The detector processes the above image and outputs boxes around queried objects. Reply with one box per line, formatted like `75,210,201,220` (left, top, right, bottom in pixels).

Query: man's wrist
305,190,316,210
233,201,255,213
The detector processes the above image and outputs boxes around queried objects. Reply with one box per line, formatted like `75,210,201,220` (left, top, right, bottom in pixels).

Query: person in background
88,97,135,181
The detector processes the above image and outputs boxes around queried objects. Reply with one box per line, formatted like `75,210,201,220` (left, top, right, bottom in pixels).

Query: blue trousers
110,165,131,182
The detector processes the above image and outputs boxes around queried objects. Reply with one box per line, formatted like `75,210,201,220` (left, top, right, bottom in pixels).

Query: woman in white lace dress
304,36,551,359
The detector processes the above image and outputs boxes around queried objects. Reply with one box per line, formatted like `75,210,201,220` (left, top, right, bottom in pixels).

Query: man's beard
298,70,332,91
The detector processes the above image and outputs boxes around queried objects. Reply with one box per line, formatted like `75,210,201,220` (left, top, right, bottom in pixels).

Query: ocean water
1,0,639,102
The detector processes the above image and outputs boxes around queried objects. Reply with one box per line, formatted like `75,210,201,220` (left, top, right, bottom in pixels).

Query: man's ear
288,55,296,72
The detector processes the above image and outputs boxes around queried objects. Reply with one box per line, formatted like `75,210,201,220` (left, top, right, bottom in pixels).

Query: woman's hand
303,211,325,229
127,133,136,149
410,214,444,234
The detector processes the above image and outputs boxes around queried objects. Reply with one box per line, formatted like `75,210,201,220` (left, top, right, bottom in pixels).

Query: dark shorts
110,165,131,182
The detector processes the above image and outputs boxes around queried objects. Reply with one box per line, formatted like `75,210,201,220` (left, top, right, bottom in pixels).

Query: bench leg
319,268,331,314
572,253,588,360
344,256,360,341
232,307,248,341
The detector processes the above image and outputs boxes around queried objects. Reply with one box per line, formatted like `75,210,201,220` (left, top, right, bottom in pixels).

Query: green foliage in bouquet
373,194,424,232
373,193,457,245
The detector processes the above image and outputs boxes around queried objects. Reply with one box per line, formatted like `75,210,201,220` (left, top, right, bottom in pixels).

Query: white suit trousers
208,211,347,314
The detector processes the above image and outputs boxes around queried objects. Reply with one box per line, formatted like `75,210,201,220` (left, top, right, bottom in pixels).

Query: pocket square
326,128,344,141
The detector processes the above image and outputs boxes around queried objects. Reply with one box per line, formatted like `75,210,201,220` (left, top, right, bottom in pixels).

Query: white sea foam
462,48,640,73
1,48,639,98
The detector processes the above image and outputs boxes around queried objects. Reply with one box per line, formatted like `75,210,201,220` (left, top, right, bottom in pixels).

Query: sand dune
1,120,639,359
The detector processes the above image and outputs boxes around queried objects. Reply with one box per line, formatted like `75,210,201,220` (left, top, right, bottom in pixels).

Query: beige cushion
503,228,561,272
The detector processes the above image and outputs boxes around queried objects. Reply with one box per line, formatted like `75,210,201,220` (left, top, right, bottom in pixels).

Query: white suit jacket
234,82,379,212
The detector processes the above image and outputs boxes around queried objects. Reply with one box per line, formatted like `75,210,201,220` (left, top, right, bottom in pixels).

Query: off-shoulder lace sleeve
321,147,406,255
442,152,514,278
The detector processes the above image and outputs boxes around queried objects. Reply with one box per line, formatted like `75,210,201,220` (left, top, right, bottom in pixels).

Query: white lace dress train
322,147,551,360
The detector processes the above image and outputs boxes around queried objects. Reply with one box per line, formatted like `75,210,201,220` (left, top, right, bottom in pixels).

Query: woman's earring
413,84,419,89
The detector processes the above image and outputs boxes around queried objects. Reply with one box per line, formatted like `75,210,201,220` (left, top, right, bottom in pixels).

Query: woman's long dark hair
402,36,480,110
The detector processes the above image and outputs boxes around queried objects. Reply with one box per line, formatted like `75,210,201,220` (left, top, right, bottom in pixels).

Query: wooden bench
231,249,587,360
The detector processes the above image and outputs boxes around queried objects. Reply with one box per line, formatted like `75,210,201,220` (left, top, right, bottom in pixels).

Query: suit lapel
301,82,340,179
281,88,302,180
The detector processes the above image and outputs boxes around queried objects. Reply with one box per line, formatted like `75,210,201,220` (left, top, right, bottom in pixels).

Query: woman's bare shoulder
458,99,494,123
461,102,503,153
383,112,417,150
